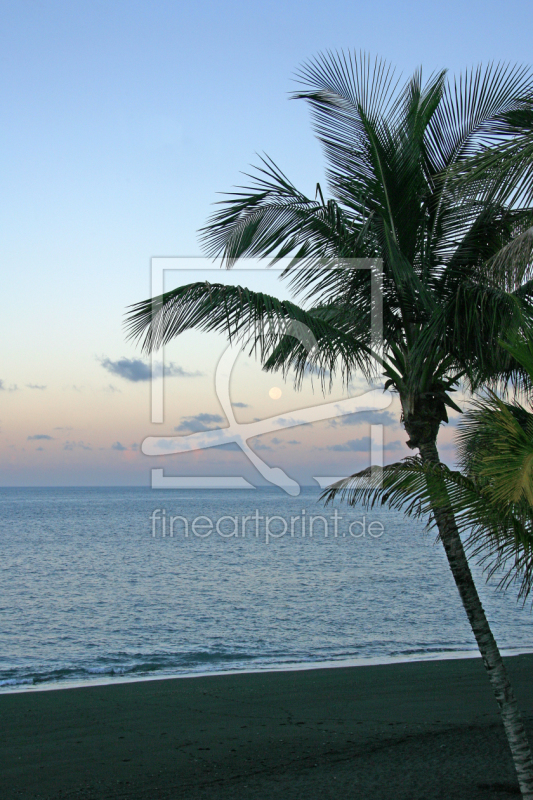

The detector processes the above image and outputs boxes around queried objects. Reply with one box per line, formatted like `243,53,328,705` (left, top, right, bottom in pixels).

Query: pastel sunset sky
1,0,529,486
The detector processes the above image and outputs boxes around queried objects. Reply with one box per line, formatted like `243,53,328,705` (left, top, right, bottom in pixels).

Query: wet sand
2,654,533,799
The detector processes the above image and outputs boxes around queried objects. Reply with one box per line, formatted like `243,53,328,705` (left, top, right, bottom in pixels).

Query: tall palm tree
126,54,533,794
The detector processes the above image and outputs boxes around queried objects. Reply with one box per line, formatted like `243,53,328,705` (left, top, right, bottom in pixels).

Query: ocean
1,486,532,692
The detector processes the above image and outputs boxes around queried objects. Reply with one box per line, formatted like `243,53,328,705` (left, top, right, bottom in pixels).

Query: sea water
1,486,532,691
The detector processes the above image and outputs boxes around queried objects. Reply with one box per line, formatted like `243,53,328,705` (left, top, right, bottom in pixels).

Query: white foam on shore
3,647,533,696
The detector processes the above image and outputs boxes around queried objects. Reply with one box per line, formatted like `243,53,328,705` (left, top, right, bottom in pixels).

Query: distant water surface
0,486,532,691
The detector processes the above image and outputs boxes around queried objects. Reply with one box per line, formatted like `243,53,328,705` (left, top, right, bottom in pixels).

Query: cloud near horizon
327,436,404,453
386,440,403,450
27,434,54,441
329,409,397,428
100,357,202,382
64,441,92,451
253,441,272,451
175,413,225,433
327,436,371,452
250,435,300,451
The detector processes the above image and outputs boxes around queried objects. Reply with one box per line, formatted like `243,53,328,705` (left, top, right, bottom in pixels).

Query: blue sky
1,0,531,485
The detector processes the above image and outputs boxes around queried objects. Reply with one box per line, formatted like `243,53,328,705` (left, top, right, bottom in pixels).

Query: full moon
269,387,282,400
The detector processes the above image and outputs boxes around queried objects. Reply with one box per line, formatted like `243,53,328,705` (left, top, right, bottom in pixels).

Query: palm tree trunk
418,437,533,798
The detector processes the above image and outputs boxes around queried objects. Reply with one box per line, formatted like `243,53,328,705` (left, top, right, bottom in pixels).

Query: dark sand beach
2,654,533,799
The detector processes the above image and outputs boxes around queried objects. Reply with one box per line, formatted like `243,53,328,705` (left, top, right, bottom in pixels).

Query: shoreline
3,645,533,696
2,652,533,799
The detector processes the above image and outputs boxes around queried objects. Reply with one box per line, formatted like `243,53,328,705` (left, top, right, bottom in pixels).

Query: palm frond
451,106,533,207
457,395,533,506
261,301,378,387
322,458,533,603
199,156,324,265
484,224,533,291
124,281,377,387
126,281,310,353
294,55,446,255
428,62,533,171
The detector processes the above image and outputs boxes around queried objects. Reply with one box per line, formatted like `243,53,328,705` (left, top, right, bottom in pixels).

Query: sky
1,0,531,486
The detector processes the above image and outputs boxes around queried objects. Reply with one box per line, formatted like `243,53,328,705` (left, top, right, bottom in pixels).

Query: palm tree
126,54,533,794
